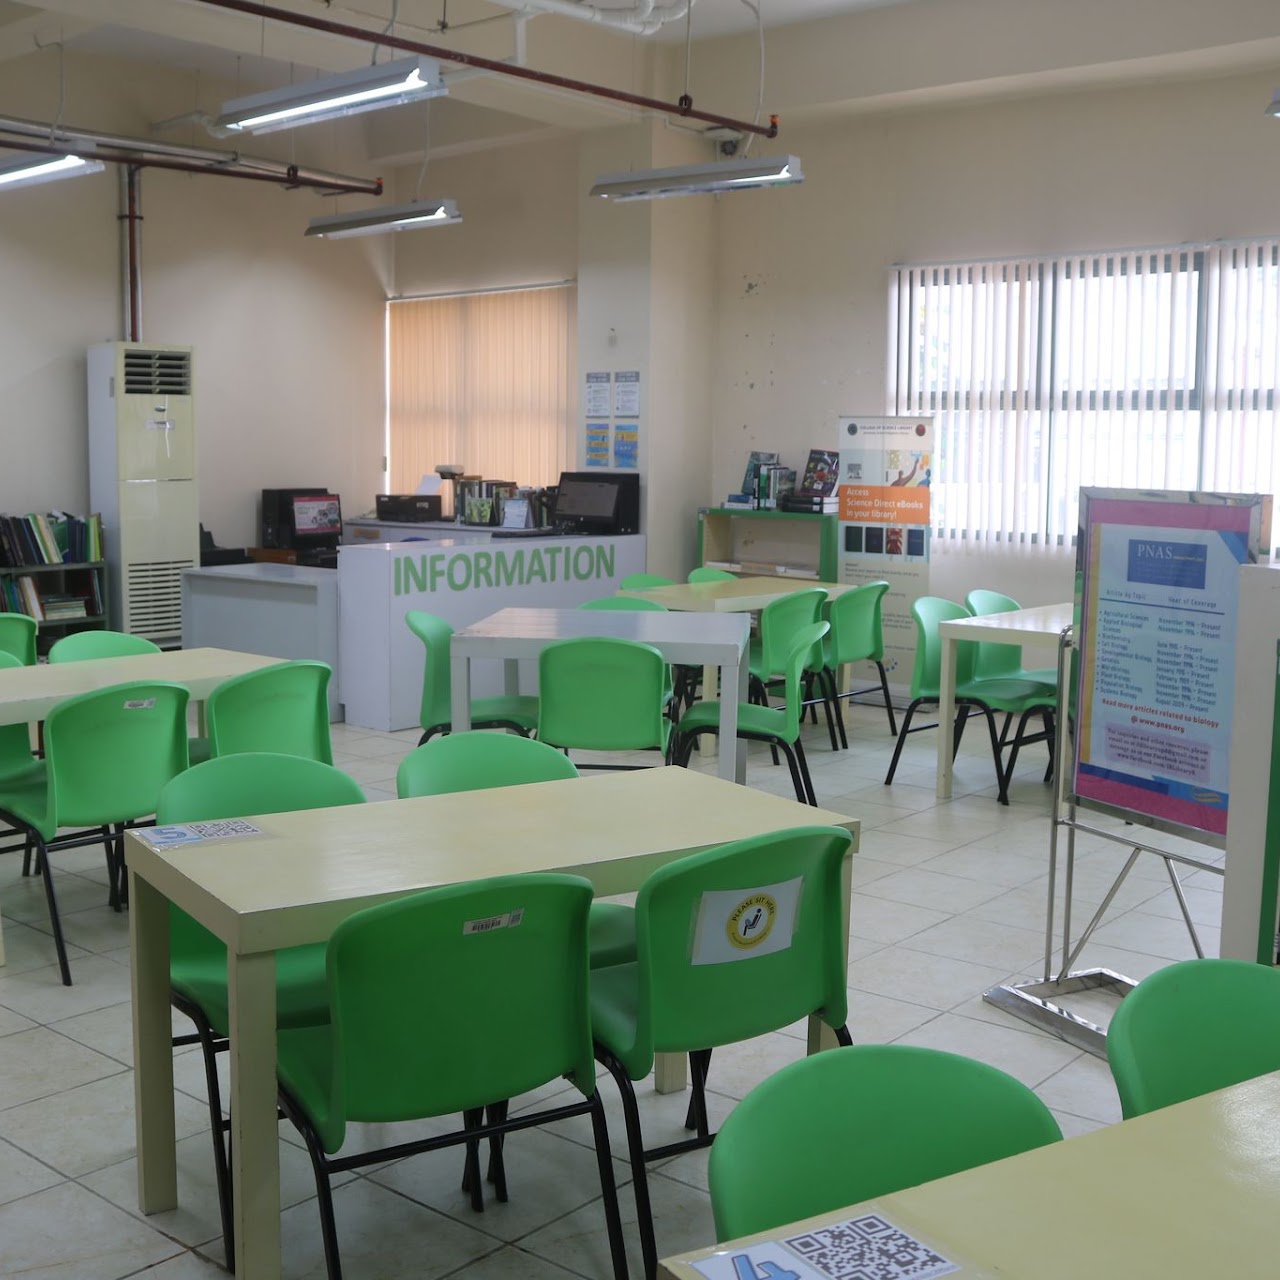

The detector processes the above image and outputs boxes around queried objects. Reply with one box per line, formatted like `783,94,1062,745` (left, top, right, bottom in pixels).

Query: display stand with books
0,512,109,653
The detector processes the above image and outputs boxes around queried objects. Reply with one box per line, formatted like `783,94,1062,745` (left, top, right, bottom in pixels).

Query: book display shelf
0,512,109,653
696,509,839,581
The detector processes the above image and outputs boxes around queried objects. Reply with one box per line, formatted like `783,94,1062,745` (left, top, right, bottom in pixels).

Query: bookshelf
696,509,839,581
0,561,110,651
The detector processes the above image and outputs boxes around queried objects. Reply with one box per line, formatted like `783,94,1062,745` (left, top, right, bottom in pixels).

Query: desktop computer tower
261,487,326,548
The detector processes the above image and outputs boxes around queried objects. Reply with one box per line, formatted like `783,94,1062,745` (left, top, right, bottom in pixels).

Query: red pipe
192,0,780,139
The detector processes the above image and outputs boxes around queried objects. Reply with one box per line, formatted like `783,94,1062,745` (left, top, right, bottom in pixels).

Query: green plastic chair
0,680,189,985
619,572,675,589
708,1044,1063,1241
578,594,669,611
405,609,538,745
395,732,635,967
748,588,838,750
673,622,828,805
0,651,41,867
276,874,629,1280
156,752,366,1265
966,589,1058,685
591,824,854,1278
883,597,1056,804
537,636,672,769
821,581,897,741
47,629,161,662
687,567,738,583
0,613,37,666
206,660,333,763
1106,959,1280,1119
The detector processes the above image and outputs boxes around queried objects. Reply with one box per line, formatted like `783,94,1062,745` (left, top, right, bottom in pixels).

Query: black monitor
261,487,328,548
291,493,342,544
553,471,640,535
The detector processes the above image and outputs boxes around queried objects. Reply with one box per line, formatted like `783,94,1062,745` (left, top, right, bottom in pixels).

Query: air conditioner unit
87,343,199,645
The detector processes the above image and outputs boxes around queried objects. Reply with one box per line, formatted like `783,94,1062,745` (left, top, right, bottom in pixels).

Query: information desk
182,563,341,720
936,602,1072,799
661,1071,1280,1279
125,767,858,1280
338,534,645,732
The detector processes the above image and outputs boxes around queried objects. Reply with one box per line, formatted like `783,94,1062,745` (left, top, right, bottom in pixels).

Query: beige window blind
388,283,576,492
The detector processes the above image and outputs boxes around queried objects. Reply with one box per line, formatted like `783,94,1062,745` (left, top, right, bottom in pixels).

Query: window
889,242,1280,551
388,283,576,492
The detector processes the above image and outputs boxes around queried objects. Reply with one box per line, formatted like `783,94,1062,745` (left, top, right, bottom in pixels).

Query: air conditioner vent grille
124,559,192,640
122,350,192,396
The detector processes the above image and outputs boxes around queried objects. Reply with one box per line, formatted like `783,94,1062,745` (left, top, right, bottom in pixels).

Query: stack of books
0,512,103,567
781,449,840,513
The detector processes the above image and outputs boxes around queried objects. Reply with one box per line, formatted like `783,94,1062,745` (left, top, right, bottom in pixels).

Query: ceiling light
0,152,104,190
305,199,462,239
218,56,446,135
589,154,803,202
1267,89,1280,117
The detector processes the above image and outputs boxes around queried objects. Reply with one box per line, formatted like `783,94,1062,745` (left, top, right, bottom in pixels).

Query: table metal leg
936,634,958,799
229,951,281,1280
696,663,717,759
503,656,521,697
450,653,472,732
132,871,177,1214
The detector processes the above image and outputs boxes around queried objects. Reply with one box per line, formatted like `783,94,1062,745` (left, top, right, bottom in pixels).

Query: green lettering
403,556,428,594
495,550,523,588
526,549,548,584
447,555,472,591
473,550,494,589
394,557,402,596
573,545,596,580
428,554,447,591
544,546,561,581
596,544,615,579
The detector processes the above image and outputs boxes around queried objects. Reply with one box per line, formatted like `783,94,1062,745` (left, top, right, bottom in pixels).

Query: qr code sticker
784,1214,959,1280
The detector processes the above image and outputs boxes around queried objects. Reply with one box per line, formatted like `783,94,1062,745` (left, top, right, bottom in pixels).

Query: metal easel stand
982,627,1224,1058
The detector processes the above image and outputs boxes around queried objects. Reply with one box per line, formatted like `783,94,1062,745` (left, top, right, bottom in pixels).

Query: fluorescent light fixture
589,154,803,202
1267,89,1280,117
218,55,446,135
0,152,104,191
305,198,462,239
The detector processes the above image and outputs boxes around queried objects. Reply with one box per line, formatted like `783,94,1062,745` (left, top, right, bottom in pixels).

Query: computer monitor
292,493,342,543
554,477,620,523
552,471,640,534
261,487,328,548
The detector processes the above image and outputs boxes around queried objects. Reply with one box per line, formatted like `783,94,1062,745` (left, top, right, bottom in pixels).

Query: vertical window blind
388,283,576,492
889,241,1280,552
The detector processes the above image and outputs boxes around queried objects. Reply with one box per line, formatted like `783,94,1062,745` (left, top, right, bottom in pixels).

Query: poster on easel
1075,487,1270,841
836,415,934,678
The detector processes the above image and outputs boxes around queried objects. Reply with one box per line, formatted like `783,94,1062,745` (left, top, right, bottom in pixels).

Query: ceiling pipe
190,0,779,139
509,0,693,38
0,117,382,195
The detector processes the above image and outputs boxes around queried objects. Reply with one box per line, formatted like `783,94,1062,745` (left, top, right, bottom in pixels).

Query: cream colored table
450,606,752,782
126,766,858,1280
620,577,853,614
936,603,1072,799
662,1070,1280,1279
0,646,278,967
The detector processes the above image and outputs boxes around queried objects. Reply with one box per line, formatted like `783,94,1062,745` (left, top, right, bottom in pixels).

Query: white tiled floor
0,701,1222,1278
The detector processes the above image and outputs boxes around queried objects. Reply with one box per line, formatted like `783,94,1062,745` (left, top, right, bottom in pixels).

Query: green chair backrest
397,731,579,798
775,622,830,744
207,660,333,764
826,581,889,665
1106,958,1280,1118
965,589,1022,680
708,1044,1062,1240
758,589,826,677
688,567,738,583
537,636,669,752
0,614,37,666
48,629,162,663
0,650,37,779
908,596,973,701
313,874,596,1152
629,825,851,1077
42,681,190,835
619,573,675,589
404,609,455,733
577,595,668,612
158,754,366,988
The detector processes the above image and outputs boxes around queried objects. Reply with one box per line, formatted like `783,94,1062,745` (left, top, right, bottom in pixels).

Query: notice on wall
585,371,612,418
613,423,639,470
835,415,934,679
1075,488,1269,839
585,423,611,468
613,370,641,417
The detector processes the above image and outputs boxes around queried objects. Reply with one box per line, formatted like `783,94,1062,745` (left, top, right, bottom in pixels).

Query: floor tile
846,946,1010,1012
0,1136,64,1206
905,914,1047,974
859,866,1006,913
1034,1053,1124,1125
893,1012,1082,1089
0,1025,125,1110
847,897,951,946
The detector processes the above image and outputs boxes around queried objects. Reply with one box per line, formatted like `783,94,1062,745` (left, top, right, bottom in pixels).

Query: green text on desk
395,543,618,595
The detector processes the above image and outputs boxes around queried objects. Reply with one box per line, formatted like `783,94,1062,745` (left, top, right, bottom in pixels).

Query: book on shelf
781,494,840,513
797,448,840,498
740,451,780,498
0,512,103,568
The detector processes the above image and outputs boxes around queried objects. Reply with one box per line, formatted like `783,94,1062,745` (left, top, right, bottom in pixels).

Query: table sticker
691,877,801,966
136,819,265,850
691,1214,959,1280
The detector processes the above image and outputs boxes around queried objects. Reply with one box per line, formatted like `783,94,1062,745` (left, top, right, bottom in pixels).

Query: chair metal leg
188,1008,235,1270
484,1100,509,1202
598,1049,658,1280
683,1049,712,1139
587,1091,632,1280
793,740,818,806
817,670,840,751
776,740,809,804
826,668,849,750
884,700,923,785
460,1106,486,1211
34,835,72,986
876,662,898,737
296,1111,345,1280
